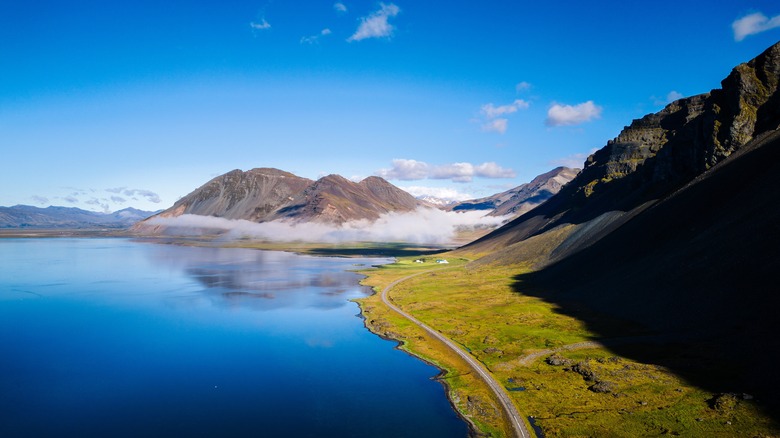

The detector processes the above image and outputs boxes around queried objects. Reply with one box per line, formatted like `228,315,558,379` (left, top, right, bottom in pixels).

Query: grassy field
357,255,778,437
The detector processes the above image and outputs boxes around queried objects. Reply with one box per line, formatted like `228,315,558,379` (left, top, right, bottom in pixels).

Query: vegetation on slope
358,257,778,437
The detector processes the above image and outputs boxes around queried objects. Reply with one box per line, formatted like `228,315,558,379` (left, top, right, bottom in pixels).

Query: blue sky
2,1,779,212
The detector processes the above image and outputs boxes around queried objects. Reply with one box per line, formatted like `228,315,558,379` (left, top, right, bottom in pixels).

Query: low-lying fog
146,207,509,244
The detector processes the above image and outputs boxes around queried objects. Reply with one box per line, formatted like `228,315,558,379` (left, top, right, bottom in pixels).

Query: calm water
0,238,468,437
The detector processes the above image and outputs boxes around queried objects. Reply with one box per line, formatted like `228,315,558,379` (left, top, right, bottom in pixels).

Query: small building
435,259,449,264
414,259,424,263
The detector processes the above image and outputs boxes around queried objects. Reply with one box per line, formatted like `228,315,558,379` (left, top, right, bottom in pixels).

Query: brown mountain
460,42,780,415
154,168,313,222
272,174,422,223
135,168,423,232
449,166,579,217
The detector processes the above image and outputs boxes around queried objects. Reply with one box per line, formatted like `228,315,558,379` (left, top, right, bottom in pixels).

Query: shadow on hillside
510,131,780,423
512,267,780,422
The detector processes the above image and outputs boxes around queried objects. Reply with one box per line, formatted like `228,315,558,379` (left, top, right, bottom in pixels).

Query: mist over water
0,238,468,438
147,207,509,244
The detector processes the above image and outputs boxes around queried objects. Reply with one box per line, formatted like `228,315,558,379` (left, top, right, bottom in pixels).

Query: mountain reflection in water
144,245,390,311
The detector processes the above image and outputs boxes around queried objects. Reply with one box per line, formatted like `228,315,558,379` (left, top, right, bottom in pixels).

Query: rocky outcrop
463,41,780,263
578,42,780,204
460,41,780,417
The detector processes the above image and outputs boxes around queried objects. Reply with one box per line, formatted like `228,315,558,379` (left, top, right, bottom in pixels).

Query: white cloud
549,149,597,169
31,195,49,205
147,209,510,245
399,186,474,203
733,11,780,41
481,118,508,134
478,99,529,134
347,3,400,42
651,90,685,106
431,163,476,183
334,2,348,13
474,162,516,179
515,81,532,92
250,19,271,30
376,159,515,183
481,99,530,119
110,188,161,203
85,198,110,213
666,90,683,102
545,101,602,126
375,159,430,180
301,28,333,44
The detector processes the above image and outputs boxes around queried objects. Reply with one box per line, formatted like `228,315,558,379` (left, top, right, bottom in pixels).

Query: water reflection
0,239,469,438
144,245,390,311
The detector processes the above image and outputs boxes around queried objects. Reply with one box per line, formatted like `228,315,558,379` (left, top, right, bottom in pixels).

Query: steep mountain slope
273,174,421,223
515,128,780,413
153,168,314,222
463,41,780,265
449,167,579,217
136,168,425,232
0,205,159,229
459,41,780,416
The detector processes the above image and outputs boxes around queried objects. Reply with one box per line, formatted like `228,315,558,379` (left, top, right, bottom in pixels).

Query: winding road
380,270,532,438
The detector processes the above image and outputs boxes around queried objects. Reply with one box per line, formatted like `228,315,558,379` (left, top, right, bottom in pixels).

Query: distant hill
448,166,579,217
0,205,159,229
135,168,425,233
459,42,780,413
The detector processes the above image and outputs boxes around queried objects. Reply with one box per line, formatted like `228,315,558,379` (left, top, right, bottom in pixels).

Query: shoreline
7,232,493,436
356,266,530,438
352,295,482,438
9,233,484,438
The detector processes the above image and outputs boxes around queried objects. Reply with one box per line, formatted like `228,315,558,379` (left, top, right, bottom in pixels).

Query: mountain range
133,166,577,234
448,166,579,217
134,168,424,231
460,41,780,413
1,166,576,232
0,205,159,229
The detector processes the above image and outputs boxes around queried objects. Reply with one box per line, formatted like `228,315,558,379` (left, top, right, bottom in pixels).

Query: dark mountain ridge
460,42,780,418
516,127,780,417
464,41,780,265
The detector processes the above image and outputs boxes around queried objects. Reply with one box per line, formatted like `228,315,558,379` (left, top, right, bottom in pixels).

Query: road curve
380,269,532,438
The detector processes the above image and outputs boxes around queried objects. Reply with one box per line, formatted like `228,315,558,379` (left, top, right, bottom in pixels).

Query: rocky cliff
460,40,780,420
464,41,780,263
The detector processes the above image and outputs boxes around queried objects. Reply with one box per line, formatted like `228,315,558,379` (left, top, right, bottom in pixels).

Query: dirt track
379,269,532,438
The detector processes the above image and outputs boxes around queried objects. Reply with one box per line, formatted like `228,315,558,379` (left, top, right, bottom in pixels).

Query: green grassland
357,255,778,437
